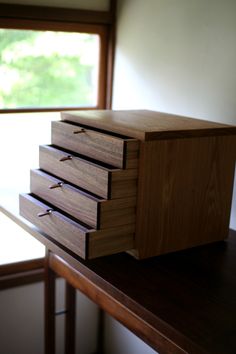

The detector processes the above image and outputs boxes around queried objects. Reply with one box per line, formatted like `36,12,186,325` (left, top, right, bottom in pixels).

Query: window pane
0,112,58,264
0,211,45,265
0,29,99,108
0,112,59,198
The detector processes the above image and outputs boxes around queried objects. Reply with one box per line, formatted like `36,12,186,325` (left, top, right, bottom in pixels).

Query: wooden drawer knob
73,128,86,134
37,208,53,217
59,155,72,162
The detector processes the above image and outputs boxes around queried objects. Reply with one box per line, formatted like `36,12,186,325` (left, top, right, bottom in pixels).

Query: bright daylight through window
0,29,99,109
0,2,113,265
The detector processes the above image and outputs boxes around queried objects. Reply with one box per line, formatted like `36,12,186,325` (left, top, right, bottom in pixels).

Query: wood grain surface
134,135,236,259
4,196,236,354
30,169,136,229
48,229,236,354
61,110,236,141
39,145,137,199
19,194,135,259
51,120,139,169
88,224,135,259
30,169,100,228
19,194,88,258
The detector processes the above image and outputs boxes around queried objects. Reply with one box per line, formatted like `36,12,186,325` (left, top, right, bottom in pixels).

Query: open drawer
30,169,136,229
39,145,137,199
19,194,135,259
51,120,139,169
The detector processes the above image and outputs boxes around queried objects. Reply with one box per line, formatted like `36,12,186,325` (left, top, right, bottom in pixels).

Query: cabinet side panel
135,136,236,259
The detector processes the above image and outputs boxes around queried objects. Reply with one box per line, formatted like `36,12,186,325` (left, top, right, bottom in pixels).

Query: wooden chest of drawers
20,110,236,259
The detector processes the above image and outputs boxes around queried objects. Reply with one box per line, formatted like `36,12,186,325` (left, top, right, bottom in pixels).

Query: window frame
0,1,116,112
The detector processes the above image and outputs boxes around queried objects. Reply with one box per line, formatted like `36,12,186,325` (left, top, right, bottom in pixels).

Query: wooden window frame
0,258,45,289
0,1,116,113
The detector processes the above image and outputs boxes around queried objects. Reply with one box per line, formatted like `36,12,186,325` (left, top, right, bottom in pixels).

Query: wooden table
1,200,236,354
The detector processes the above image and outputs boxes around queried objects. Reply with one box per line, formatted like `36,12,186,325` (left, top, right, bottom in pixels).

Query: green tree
0,29,97,108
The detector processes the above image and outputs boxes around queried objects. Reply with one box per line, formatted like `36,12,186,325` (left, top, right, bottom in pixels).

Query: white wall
113,0,236,125
0,279,99,354
104,315,157,354
0,282,44,354
3,0,109,10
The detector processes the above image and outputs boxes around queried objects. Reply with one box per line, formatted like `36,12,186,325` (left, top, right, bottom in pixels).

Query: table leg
96,308,105,354
44,249,56,354
65,281,76,354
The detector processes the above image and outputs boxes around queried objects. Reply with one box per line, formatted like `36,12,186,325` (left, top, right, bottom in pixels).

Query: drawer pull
49,182,64,189
73,128,86,134
59,155,72,162
37,208,53,217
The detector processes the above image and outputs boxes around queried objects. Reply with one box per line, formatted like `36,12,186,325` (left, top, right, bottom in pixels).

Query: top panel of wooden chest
61,110,236,141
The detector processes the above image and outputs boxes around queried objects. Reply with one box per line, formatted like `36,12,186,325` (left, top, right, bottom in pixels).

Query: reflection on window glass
0,29,99,108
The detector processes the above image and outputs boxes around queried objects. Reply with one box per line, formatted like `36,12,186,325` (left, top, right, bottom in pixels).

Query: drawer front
19,194,134,259
39,145,110,198
30,169,100,228
19,193,89,258
30,169,137,229
39,145,138,199
51,121,139,169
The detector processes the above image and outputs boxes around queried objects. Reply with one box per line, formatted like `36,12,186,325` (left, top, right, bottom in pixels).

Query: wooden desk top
50,230,236,354
1,200,236,354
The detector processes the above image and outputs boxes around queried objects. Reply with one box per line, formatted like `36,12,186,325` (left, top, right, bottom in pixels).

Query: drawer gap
30,193,94,231
63,120,136,140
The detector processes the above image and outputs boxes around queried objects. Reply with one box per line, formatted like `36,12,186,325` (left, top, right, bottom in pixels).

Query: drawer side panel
88,224,135,259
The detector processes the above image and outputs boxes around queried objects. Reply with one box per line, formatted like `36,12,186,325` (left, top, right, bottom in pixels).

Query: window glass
0,29,99,109
0,112,58,263
0,112,59,198
0,211,45,265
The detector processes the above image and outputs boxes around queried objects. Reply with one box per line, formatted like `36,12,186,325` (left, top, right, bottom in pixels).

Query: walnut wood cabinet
20,110,236,259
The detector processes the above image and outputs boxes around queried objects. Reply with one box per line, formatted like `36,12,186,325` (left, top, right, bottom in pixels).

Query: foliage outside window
0,29,99,109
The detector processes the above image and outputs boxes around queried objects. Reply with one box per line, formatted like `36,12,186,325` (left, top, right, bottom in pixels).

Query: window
0,2,115,266
0,29,100,109
0,2,115,112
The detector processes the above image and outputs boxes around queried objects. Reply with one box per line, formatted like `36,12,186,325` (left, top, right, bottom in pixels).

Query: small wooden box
20,110,236,259
61,110,236,259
